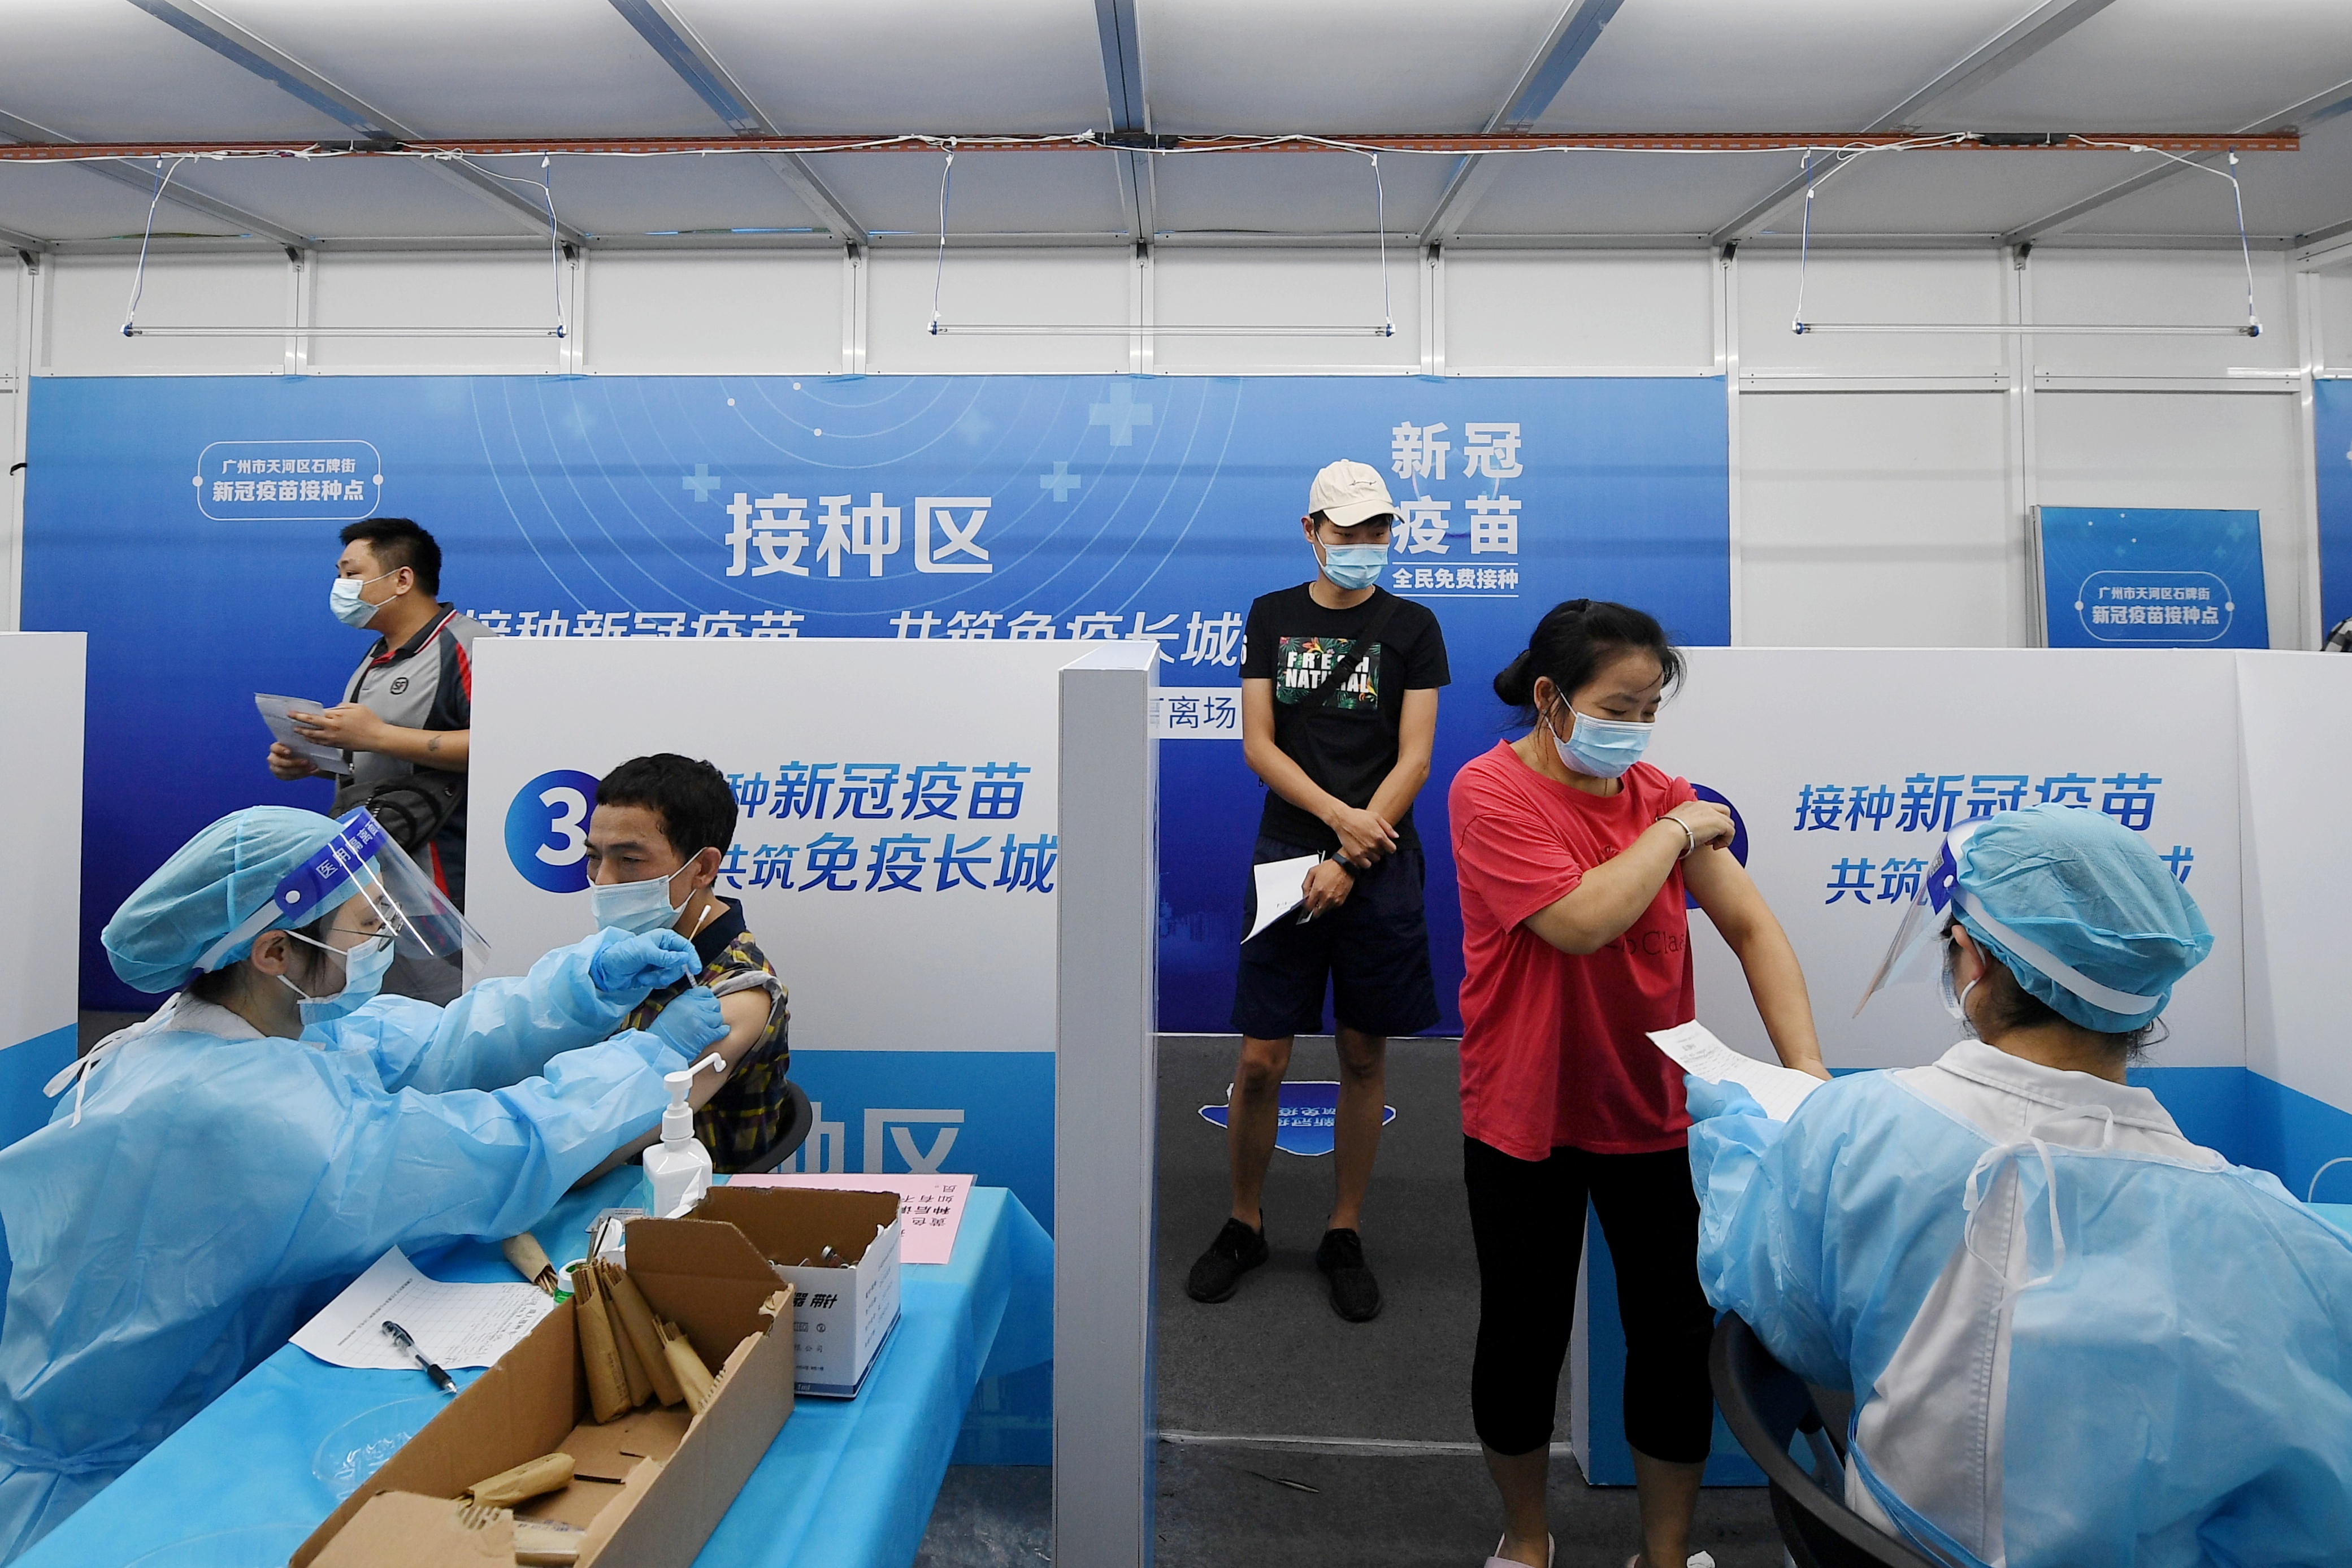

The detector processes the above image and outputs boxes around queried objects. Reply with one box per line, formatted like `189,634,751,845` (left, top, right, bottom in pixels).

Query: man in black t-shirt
1186,458,1450,1323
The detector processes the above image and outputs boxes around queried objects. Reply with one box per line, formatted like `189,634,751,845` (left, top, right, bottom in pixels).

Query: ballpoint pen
381,1319,457,1394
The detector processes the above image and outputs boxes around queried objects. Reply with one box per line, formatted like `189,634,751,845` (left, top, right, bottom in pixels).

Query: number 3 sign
502,768,604,892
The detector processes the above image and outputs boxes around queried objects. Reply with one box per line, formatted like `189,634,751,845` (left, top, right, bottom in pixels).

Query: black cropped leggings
1464,1136,1716,1463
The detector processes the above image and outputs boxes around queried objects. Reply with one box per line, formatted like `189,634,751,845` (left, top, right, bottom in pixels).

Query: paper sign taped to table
1244,853,1323,942
255,693,351,776
292,1248,553,1371
1648,1021,1826,1123
726,1172,970,1265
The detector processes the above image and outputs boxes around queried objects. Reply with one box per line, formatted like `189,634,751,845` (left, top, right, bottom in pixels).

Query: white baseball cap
1306,459,1397,528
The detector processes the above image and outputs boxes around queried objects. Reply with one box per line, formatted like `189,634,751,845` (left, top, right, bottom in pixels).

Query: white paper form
1648,1020,1826,1123
293,1248,553,1371
255,694,351,776
1244,853,1324,942
728,1172,973,1266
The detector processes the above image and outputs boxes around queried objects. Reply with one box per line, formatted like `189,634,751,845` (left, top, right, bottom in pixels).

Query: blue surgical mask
589,863,690,937
1550,703,1654,779
281,932,396,1028
1320,542,1390,592
331,571,398,629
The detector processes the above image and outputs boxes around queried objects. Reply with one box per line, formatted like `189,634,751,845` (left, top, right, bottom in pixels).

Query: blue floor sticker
1199,1081,1396,1157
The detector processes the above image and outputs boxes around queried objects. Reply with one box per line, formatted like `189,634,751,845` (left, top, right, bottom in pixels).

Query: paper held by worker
1648,1020,1825,1123
255,693,350,776
727,1172,972,1265
293,1247,554,1371
1244,853,1325,942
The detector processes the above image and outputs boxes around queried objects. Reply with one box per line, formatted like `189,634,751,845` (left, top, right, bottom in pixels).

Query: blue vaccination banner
23,373,1730,1018
2035,505,2268,649
2320,379,2352,642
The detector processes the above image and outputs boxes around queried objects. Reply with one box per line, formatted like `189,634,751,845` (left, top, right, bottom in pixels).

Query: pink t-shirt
1450,742,1698,1159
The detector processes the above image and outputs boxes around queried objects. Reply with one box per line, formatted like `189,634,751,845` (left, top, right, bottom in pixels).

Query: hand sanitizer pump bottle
643,1053,725,1219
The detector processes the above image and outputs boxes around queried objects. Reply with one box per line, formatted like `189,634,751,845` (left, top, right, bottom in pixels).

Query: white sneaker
1483,1535,1553,1568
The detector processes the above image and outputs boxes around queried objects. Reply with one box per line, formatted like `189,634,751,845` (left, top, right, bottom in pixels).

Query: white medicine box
683,1185,902,1398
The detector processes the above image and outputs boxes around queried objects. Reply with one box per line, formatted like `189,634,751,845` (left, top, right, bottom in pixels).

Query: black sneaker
1315,1228,1383,1322
1185,1217,1269,1303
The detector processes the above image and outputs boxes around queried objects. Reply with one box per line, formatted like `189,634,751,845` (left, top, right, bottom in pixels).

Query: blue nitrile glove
589,927,701,996
1683,1074,1766,1122
648,986,729,1057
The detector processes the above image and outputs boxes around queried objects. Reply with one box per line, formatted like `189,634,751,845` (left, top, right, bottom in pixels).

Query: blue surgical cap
103,806,359,994
1951,802,2214,1035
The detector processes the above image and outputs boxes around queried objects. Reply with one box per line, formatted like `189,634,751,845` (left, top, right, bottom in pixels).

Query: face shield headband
1853,817,2166,1022
190,808,488,976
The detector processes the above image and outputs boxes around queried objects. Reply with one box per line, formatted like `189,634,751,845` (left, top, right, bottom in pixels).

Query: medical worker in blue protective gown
1687,802,2352,1568
0,806,731,1562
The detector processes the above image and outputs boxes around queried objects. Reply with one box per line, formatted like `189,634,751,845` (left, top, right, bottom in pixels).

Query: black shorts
1229,835,1439,1040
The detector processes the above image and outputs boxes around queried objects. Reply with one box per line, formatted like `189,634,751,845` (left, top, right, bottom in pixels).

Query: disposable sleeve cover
314,934,647,1094
1687,1089,1851,1392
277,1026,691,1261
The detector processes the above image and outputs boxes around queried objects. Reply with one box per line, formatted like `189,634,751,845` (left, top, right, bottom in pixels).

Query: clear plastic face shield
1852,821,1977,1018
190,808,489,978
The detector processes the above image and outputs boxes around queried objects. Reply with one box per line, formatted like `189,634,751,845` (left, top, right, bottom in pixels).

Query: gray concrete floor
915,1034,1785,1568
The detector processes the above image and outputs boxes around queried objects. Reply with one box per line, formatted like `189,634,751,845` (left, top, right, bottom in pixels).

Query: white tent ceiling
0,0,2345,254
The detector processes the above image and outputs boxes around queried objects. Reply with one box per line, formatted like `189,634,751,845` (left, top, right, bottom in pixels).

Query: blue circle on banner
1685,784,1748,909
505,770,602,892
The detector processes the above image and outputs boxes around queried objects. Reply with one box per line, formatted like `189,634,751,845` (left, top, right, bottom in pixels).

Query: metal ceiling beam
122,0,587,246
1710,0,2117,245
2298,213,2352,251
1423,0,1624,244
605,0,868,243
2,223,51,255
2003,75,2352,244
1093,0,1155,240
0,108,308,247
0,131,2293,160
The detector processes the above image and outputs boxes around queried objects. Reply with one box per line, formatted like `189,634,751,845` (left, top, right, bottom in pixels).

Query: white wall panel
2027,250,2297,376
308,253,567,373
1149,249,1420,375
867,250,1130,375
583,251,842,376
1738,390,2017,647
42,255,285,374
0,262,19,370
2318,267,2352,370
2032,389,2309,648
1738,250,2008,375
1444,250,1713,371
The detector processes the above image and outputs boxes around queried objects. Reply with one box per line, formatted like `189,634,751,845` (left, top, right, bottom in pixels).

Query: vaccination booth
1570,645,2352,1483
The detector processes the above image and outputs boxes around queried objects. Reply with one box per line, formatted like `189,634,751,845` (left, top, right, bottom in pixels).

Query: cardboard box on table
293,1215,800,1568
671,1186,902,1399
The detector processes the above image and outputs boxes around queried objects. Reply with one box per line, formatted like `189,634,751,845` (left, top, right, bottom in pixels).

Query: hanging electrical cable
1789,135,2264,337
120,152,572,340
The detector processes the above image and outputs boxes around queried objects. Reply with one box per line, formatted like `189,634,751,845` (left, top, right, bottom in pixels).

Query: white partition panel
0,633,83,1146
1648,648,2246,1073
2236,651,2352,1107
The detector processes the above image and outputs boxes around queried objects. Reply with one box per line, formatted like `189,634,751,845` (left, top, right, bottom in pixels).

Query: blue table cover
19,1174,1053,1568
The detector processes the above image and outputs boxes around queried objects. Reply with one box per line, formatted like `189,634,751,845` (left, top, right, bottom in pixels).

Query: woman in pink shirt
1450,600,1826,1568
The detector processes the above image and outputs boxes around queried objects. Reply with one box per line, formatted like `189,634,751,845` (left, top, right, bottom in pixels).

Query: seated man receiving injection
579,753,793,1177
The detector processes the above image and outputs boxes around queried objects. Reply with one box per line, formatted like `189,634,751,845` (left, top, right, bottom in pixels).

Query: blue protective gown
0,935,689,1562
1691,1040,2352,1568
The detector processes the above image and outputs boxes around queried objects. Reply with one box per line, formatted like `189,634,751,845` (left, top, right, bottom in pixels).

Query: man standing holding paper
1184,458,1448,1324
267,519,487,1000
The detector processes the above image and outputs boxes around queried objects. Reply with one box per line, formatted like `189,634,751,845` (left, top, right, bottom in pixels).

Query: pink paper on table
725,1172,973,1265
